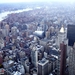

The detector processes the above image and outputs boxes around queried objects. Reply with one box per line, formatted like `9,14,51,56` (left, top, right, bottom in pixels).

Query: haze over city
0,0,75,75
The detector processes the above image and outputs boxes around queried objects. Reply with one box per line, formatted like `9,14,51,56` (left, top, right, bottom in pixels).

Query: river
0,7,41,21
0,8,33,21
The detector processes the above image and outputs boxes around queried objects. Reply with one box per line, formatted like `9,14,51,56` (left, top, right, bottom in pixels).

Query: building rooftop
38,58,49,66
14,71,22,75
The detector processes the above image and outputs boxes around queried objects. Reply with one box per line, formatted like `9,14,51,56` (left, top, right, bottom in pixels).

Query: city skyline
0,0,75,75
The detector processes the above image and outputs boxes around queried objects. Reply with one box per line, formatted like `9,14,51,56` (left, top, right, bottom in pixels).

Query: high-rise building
50,26,55,35
60,42,67,75
0,30,4,49
67,25,75,75
67,24,75,46
68,45,75,75
31,47,38,67
11,26,17,35
58,26,66,46
38,58,49,75
0,52,3,66
0,23,9,37
45,31,50,39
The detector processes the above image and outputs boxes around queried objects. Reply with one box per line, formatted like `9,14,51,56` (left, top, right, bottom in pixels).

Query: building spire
60,25,65,33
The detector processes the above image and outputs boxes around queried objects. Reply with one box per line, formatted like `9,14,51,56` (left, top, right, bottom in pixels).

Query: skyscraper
38,58,49,75
58,26,66,46
31,47,38,67
0,30,4,49
67,24,75,75
11,26,17,35
60,42,67,75
68,45,75,75
67,24,75,46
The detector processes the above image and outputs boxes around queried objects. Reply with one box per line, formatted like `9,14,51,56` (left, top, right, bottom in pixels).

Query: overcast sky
0,0,75,3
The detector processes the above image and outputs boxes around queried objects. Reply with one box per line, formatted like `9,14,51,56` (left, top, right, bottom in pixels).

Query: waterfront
0,8,33,21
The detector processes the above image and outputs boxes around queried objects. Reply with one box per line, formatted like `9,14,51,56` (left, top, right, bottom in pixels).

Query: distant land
0,2,48,13
0,2,75,13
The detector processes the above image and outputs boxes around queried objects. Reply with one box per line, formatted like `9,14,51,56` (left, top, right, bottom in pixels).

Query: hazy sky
0,0,75,3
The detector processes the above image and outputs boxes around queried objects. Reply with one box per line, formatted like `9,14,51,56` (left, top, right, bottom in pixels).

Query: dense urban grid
0,2,75,75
